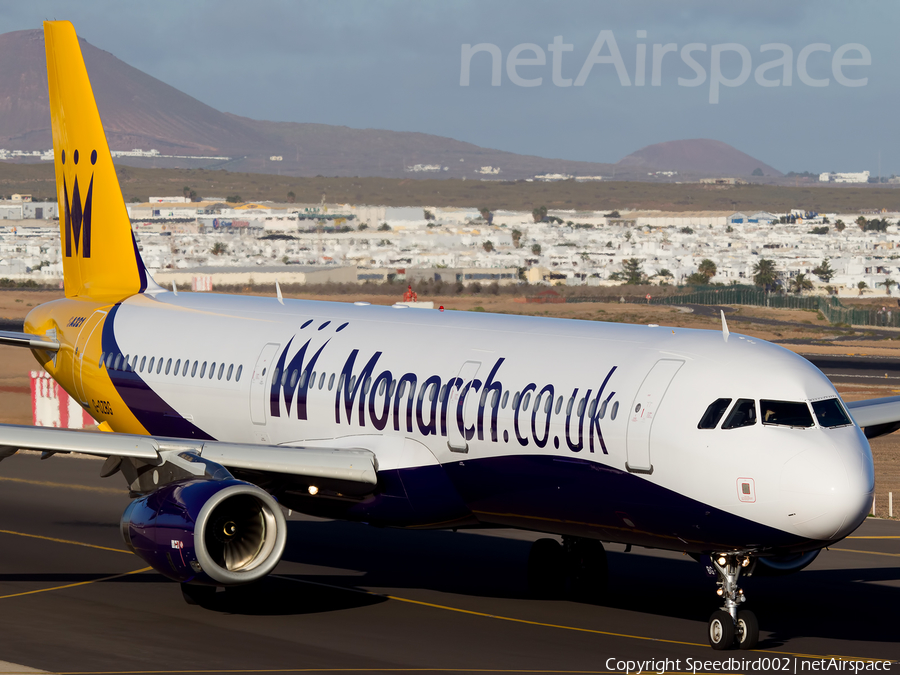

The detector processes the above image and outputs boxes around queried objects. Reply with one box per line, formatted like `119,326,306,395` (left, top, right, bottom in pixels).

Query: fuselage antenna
276,280,284,305
720,310,730,342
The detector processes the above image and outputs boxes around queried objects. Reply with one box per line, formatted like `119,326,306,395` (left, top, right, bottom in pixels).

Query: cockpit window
698,398,732,429
760,400,814,428
811,398,852,428
722,399,757,430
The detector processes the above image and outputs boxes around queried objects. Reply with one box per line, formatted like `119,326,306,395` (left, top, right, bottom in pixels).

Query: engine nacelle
747,549,820,576
121,478,287,586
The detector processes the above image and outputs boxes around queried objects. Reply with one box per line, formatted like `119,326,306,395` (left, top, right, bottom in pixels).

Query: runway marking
0,529,132,555
1,531,895,667
831,547,900,558
0,476,122,495
822,372,900,381
273,576,895,665
0,566,151,601
272,574,708,648
846,535,900,539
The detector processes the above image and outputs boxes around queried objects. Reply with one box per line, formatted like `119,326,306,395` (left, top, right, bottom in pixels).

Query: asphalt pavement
0,452,897,674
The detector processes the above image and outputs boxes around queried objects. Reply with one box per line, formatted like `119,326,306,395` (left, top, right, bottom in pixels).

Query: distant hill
0,29,268,156
0,29,623,180
0,29,778,181
617,139,782,177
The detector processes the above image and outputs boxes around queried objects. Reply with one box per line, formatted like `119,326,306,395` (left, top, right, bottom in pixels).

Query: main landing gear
708,553,759,650
527,536,608,601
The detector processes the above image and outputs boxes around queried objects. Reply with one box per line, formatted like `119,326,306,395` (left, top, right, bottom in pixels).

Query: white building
819,171,870,184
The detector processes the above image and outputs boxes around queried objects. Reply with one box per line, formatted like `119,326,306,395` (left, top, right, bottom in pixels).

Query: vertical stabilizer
44,21,149,300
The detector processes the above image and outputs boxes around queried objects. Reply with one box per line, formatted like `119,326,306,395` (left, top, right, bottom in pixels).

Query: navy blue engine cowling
747,549,820,577
121,478,287,586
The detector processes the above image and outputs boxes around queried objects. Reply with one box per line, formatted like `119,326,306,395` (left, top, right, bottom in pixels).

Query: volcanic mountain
0,29,777,180
617,139,782,177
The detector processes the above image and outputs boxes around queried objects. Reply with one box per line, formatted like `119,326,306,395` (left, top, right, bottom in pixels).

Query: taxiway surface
0,452,897,674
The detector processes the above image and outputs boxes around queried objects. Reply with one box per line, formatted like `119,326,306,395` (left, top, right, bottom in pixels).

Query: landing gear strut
708,554,758,650
527,537,608,601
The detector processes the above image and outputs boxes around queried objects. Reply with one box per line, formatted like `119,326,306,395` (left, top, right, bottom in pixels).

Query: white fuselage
84,291,874,554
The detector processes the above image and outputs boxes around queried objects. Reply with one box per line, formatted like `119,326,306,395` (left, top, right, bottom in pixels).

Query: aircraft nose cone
780,439,873,541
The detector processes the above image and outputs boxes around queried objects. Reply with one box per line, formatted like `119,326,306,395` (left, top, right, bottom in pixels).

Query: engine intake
121,478,286,585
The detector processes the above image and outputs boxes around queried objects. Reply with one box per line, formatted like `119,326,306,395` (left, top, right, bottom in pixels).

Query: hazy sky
5,1,898,174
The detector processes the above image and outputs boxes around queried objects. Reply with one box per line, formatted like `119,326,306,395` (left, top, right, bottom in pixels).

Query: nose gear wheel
708,553,759,650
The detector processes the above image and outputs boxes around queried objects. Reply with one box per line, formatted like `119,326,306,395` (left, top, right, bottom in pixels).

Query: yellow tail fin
44,21,149,300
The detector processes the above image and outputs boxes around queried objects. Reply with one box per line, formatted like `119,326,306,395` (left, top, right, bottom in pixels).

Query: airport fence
649,286,900,328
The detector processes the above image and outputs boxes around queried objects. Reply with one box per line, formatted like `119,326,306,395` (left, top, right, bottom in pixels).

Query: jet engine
121,478,286,586
747,549,820,576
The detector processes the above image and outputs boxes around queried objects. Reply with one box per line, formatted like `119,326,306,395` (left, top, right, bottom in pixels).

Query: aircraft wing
844,396,900,439
0,423,377,486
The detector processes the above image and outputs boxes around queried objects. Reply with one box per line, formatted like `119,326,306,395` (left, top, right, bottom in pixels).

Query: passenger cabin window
698,398,733,429
722,398,756,430
812,399,852,428
761,400,814,428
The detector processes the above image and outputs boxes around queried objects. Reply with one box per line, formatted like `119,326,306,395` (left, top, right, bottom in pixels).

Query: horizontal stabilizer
0,330,60,351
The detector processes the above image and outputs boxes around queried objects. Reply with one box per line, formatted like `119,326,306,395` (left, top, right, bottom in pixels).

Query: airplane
0,20,895,651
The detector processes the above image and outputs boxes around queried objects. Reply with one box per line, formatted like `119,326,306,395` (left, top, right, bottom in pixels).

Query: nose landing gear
708,553,759,650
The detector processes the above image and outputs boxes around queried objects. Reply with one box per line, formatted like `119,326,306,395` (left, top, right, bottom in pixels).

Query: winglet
720,310,730,342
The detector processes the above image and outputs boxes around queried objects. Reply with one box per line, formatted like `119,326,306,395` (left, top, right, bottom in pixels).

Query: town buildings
1,196,900,296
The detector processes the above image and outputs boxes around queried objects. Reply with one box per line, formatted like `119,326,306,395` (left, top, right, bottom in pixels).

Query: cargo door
626,359,684,474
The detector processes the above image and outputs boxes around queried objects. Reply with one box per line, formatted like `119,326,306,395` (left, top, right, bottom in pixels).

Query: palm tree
877,277,897,295
858,281,869,296
789,273,814,294
698,259,717,282
752,259,778,291
812,258,835,282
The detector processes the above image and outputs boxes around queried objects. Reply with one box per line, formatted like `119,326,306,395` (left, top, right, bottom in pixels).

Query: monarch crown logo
62,148,96,258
